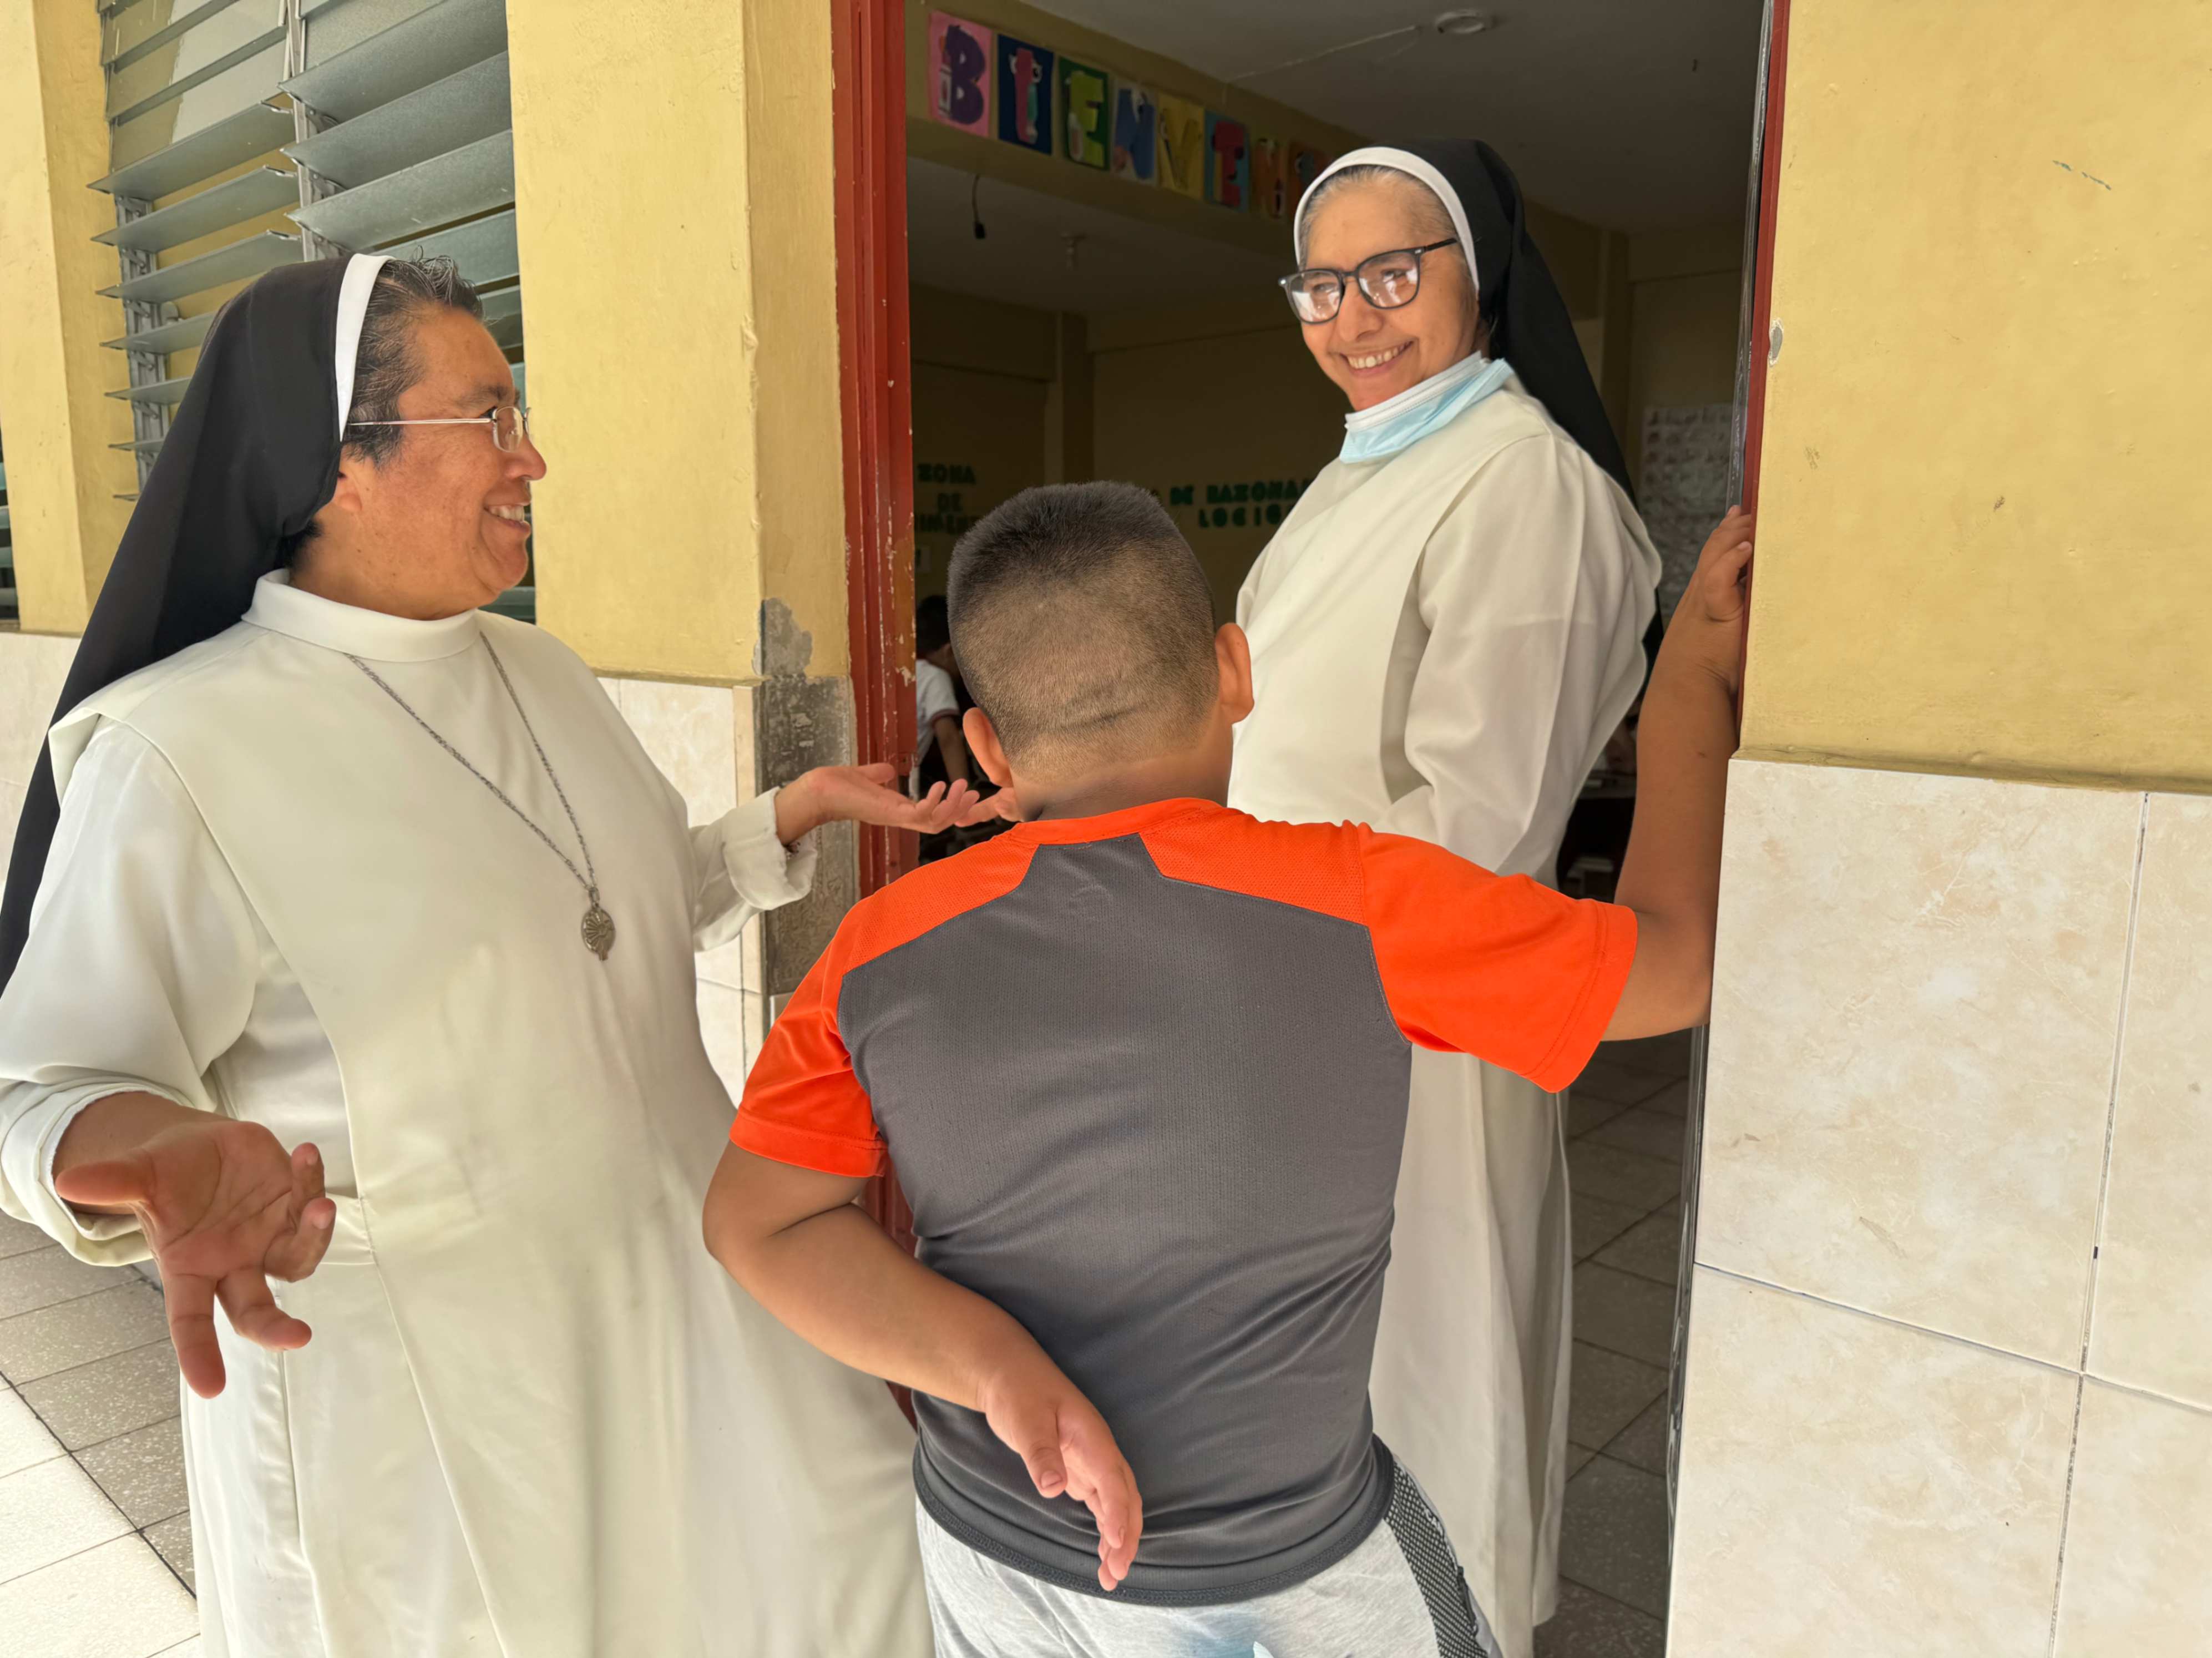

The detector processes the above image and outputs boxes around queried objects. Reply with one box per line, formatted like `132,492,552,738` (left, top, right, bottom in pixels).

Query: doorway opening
852,3,1783,1650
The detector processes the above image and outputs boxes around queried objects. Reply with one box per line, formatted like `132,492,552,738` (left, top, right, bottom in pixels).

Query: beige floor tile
1671,1271,2073,1657
0,1455,131,1584
0,1284,169,1386
1564,1442,1598,1481
2087,794,2212,1409
0,1250,123,1321
0,1533,199,1658
1570,1193,1646,1262
153,1641,205,1657
144,1512,194,1595
1700,761,2137,1367
1559,1454,1670,1617
2051,1381,2212,1654
18,1343,182,1452
1573,1264,1677,1368
1566,1141,1680,1212
1594,1210,1686,1287
77,1418,186,1529
0,1389,62,1480
1633,1078,1688,1119
1587,1108,1685,1166
1602,1397,1670,1477
0,1214,53,1262
1567,1341,1668,1452
1537,1581,1663,1658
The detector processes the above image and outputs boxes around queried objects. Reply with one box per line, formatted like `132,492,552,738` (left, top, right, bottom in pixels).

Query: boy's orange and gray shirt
735,798,1634,1605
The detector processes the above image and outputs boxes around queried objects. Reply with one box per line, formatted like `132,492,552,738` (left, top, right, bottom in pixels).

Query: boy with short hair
705,482,1751,1656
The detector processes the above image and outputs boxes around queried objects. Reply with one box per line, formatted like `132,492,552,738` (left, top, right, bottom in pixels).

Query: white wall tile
1699,760,2138,1364
2089,793,2212,1409
0,631,78,791
616,680,738,823
0,1388,62,1480
0,1455,131,1583
2052,1381,2212,1654
1670,1270,2074,1657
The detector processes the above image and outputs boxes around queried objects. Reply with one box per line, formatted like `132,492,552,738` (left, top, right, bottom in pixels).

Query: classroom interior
904,3,1764,1650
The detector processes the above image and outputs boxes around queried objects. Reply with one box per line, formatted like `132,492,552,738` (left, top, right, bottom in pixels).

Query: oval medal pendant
582,901,616,961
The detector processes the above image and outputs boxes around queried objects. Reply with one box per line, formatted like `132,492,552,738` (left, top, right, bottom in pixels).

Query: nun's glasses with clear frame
1279,239,1460,325
345,405,534,451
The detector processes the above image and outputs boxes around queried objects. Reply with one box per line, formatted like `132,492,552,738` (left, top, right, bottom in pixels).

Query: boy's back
737,797,1631,1602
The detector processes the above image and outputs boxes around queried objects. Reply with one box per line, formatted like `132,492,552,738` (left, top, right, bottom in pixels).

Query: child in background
706,483,1751,1657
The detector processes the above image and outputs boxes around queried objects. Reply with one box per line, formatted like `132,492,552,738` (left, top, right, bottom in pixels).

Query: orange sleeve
731,932,887,1178
1356,827,1637,1094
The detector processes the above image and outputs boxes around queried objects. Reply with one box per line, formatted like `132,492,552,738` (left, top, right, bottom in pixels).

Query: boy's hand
1662,506,1755,697
978,1350,1144,1592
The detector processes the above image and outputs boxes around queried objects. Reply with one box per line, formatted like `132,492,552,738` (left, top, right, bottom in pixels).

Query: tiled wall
0,633,79,896
1671,758,2212,1655
598,676,768,1086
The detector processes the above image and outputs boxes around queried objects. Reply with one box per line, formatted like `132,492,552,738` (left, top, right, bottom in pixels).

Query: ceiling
1027,0,1764,235
907,156,1290,315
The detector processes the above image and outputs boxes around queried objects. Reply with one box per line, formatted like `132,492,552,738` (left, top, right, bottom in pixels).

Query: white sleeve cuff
0,1079,181,1266
691,788,818,952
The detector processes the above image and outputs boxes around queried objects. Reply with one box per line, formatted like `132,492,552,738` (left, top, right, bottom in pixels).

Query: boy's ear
1215,624,1256,725
963,706,1014,788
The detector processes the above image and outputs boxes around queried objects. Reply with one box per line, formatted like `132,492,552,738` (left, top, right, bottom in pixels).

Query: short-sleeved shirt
913,660,960,765
735,797,1634,1605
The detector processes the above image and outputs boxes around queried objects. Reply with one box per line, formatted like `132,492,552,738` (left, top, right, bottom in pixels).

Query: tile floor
0,1034,1694,1657
0,1210,197,1658
1538,1029,1696,1658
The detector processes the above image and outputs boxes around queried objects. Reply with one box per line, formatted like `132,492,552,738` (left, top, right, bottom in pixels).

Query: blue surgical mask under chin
1338,351,1512,464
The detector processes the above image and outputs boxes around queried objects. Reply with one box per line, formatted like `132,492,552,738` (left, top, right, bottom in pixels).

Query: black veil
0,255,378,987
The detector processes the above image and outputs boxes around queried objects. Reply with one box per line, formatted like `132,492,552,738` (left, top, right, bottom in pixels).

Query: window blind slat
291,130,512,252
284,53,510,189
92,100,293,199
93,166,297,253
99,230,301,304
280,0,505,123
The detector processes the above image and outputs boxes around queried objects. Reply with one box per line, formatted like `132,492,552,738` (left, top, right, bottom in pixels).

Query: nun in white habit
0,255,966,1656
1229,143,1662,1657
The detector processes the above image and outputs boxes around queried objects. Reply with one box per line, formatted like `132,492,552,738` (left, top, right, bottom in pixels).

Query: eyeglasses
346,405,533,452
1279,240,1459,325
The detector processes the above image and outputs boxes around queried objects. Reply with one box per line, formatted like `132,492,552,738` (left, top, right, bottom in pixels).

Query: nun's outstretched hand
773,762,990,843
54,1099,335,1398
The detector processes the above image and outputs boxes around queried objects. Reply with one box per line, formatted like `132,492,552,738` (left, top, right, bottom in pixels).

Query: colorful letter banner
996,34,1056,154
1110,84,1156,184
1289,143,1332,216
1205,113,1249,210
926,14,994,137
1251,137,1286,220
1059,57,1110,169
1155,92,1205,200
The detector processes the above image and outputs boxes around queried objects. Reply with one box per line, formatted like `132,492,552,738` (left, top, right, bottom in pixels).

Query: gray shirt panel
838,835,1414,1603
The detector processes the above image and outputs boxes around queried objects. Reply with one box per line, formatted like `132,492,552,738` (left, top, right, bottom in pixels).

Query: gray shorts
916,1458,1502,1658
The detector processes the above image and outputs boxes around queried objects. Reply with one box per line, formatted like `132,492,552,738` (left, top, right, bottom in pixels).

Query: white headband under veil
1293,147,1480,295
332,252,392,438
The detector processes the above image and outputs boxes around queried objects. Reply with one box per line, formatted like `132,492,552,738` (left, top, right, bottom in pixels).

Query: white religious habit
0,574,931,1658
1231,373,1660,1658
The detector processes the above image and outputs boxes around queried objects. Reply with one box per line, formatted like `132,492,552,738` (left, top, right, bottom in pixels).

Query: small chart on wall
1641,405,1735,623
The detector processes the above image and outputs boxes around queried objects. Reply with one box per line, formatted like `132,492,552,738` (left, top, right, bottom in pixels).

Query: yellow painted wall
1743,0,2212,787
1625,220,1742,488
510,0,847,683
1090,299,1343,616
0,0,137,634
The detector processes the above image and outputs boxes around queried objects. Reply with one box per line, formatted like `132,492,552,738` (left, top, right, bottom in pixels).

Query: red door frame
832,0,919,895
831,0,921,1275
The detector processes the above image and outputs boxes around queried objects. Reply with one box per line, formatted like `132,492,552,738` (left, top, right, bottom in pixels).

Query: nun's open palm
56,1113,336,1398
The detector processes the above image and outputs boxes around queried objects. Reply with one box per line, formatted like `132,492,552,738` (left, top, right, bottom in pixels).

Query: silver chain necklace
348,638,617,961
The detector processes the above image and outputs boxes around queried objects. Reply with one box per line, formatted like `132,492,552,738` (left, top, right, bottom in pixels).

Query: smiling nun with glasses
1229,143,1664,1658
0,254,975,1656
